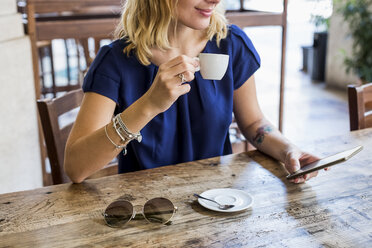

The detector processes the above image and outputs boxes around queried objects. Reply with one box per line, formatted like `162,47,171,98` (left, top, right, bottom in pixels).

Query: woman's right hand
143,55,199,114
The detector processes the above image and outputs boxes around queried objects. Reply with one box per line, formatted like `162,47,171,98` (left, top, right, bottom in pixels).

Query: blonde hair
115,0,228,65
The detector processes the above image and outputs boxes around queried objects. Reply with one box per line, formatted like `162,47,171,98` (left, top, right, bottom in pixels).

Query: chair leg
37,41,56,98
64,39,72,86
48,42,57,98
94,38,101,56
38,46,46,96
75,39,82,85
79,38,91,68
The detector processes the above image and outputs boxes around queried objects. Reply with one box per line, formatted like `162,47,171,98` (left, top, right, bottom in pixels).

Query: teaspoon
193,193,235,210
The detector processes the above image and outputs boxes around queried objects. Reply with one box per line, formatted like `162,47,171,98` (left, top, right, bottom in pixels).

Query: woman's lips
196,8,213,17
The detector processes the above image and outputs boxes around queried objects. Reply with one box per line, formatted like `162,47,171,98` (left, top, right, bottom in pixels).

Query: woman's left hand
284,149,326,183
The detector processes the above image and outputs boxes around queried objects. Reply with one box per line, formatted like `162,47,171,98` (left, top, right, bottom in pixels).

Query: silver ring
178,73,186,83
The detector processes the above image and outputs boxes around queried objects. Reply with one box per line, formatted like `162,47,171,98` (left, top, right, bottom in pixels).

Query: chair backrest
37,89,117,184
225,0,288,27
348,82,372,131
27,0,123,99
37,89,84,184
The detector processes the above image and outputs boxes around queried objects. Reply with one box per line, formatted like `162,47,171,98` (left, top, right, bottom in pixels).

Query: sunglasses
103,197,177,227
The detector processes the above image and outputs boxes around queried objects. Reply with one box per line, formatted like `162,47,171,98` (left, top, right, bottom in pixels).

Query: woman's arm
233,75,319,183
64,55,198,183
64,92,158,183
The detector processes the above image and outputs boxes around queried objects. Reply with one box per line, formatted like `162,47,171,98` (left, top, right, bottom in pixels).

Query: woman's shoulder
99,39,128,58
221,24,256,51
92,39,141,69
107,39,128,50
226,24,251,42
85,39,138,82
228,24,245,35
225,24,260,63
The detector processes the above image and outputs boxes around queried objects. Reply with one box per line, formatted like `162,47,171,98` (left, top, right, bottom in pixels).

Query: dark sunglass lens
104,200,133,227
143,198,175,224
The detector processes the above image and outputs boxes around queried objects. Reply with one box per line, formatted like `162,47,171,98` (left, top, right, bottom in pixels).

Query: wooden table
1,129,371,247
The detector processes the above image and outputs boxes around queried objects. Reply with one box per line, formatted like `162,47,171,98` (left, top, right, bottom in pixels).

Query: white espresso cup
195,53,229,80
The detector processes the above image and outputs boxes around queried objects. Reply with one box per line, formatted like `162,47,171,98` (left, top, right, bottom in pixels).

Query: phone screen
286,146,363,180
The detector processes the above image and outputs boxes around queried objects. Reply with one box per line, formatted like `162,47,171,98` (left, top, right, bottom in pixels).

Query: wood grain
1,129,372,247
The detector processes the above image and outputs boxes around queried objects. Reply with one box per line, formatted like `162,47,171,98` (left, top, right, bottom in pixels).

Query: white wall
325,2,359,88
0,0,42,194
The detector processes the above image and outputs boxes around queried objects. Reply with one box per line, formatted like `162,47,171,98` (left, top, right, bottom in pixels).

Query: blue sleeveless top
83,25,260,173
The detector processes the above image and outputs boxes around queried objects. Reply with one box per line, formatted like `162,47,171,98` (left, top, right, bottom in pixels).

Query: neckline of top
149,40,211,68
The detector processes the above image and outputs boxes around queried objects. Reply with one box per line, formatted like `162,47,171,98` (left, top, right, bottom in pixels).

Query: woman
64,0,322,183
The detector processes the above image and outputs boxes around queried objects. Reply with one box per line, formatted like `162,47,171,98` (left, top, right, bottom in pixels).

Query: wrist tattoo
252,125,272,145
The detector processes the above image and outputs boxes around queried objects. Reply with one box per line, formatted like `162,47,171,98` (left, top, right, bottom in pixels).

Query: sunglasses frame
103,197,178,228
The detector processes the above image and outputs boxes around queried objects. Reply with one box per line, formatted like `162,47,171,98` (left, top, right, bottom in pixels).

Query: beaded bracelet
104,124,128,155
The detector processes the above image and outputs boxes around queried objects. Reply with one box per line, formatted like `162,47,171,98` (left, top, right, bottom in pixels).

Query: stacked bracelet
104,124,128,155
112,114,142,143
105,113,142,156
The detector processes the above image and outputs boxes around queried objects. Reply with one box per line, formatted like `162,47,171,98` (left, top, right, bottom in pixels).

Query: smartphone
286,145,363,180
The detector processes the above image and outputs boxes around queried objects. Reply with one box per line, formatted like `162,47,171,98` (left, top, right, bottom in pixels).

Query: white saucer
197,188,253,213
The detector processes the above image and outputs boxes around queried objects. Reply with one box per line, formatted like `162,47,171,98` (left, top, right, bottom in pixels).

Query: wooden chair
348,82,372,131
37,89,117,185
26,0,122,185
27,0,121,99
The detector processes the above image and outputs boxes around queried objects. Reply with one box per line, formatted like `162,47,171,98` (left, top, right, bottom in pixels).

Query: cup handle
193,57,200,72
